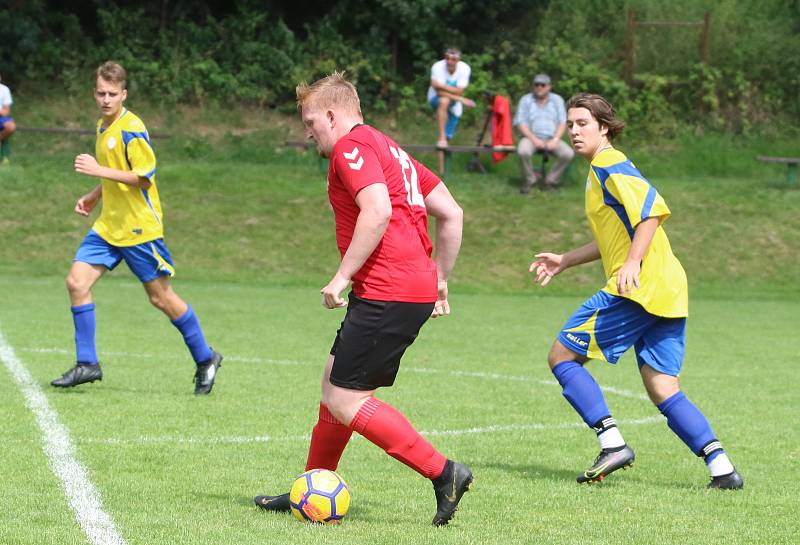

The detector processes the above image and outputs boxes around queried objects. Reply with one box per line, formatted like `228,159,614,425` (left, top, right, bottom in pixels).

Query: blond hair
566,93,625,140
96,62,127,89
296,71,361,115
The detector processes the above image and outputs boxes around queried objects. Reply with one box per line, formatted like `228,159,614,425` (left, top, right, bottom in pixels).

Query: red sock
305,403,353,471
350,397,447,479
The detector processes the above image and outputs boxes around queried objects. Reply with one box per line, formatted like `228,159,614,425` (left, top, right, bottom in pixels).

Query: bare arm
74,184,103,217
320,183,392,309
616,216,660,295
431,79,465,96
74,154,152,189
0,105,10,117
424,183,464,317
433,87,476,108
529,241,600,287
563,241,602,268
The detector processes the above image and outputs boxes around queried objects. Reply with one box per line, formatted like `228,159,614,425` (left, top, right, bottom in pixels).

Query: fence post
624,9,637,85
699,12,711,64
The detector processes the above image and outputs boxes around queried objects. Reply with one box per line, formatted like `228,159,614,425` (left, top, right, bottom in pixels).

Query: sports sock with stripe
592,416,626,450
350,397,447,479
658,391,734,476
305,403,352,471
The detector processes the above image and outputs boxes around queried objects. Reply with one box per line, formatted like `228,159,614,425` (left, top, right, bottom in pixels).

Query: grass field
1,116,799,544
1,276,799,545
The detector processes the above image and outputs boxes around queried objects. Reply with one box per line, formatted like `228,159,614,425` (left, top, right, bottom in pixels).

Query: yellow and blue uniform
74,109,175,282
587,148,687,317
93,109,162,246
559,148,687,375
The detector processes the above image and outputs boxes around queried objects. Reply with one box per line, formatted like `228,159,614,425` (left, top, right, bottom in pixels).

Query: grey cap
533,73,551,85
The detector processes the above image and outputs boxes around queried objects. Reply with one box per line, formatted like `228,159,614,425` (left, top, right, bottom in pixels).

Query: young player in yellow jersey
530,93,742,489
51,62,223,395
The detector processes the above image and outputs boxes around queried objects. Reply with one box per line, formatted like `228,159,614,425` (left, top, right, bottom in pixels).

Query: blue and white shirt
513,92,567,140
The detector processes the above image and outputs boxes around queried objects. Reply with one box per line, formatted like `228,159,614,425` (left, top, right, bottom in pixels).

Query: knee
547,341,578,369
641,367,680,405
547,349,563,369
4,121,16,135
65,273,90,298
147,291,167,311
321,391,351,425
645,380,680,406
437,96,452,109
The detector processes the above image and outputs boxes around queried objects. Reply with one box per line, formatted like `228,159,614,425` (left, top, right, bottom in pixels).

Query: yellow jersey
586,148,688,318
92,109,162,246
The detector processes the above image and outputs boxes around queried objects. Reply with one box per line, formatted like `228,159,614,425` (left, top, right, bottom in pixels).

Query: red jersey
328,125,442,303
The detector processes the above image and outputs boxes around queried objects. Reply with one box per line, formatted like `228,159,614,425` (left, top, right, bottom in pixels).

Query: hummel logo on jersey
343,146,363,170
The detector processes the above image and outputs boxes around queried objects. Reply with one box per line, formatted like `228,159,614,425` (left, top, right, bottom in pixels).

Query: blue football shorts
0,115,13,130
74,229,175,283
557,290,686,376
428,96,461,139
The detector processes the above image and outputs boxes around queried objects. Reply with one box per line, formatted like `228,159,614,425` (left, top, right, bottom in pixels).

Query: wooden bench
284,140,516,175
756,156,799,185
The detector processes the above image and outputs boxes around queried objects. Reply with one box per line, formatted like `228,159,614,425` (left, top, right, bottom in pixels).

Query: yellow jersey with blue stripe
586,147,687,318
92,109,162,247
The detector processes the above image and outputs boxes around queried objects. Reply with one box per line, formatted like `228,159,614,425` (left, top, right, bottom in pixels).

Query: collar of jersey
99,108,129,134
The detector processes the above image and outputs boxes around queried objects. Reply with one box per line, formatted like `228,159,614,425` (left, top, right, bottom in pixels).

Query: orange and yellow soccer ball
289,469,351,524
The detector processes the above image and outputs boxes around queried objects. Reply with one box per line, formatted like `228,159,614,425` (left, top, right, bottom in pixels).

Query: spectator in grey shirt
513,74,574,193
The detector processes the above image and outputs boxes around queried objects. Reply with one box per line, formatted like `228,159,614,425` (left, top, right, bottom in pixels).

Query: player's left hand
617,259,641,295
530,252,564,286
74,154,101,177
431,280,450,318
321,273,349,309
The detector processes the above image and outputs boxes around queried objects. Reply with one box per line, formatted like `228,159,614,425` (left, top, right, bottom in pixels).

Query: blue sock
551,361,611,428
72,303,98,365
171,305,213,365
658,391,722,459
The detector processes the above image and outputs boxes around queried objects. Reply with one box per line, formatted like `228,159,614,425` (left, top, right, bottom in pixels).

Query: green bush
1,0,797,133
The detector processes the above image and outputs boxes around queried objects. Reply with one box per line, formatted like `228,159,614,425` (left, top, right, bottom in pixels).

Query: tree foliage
1,0,797,132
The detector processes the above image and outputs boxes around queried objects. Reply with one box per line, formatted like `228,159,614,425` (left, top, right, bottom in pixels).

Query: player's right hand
529,253,564,287
321,273,349,309
74,194,98,216
431,280,450,318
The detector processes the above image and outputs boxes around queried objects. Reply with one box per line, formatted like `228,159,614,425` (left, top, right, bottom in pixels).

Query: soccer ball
289,469,351,524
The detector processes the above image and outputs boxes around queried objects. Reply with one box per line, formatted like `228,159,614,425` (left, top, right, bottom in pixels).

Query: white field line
20,346,649,400
0,331,126,545
80,416,664,447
